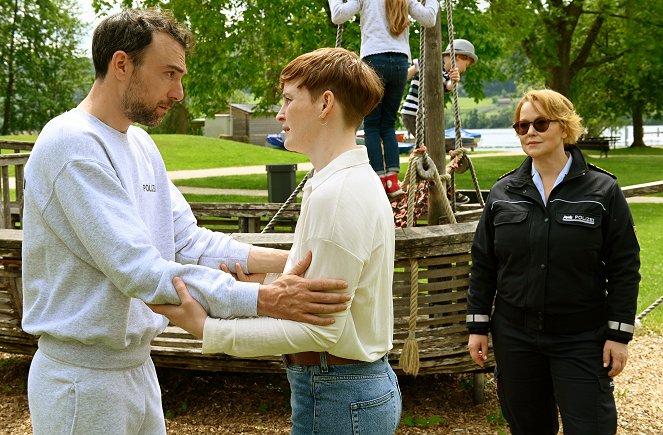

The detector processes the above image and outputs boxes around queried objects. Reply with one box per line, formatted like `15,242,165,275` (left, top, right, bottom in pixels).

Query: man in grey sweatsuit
21,9,348,435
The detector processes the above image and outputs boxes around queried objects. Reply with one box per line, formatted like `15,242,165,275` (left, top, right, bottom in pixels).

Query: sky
76,0,121,55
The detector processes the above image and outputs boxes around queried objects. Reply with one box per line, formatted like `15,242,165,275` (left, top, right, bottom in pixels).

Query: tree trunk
630,104,646,147
422,12,446,226
1,0,20,135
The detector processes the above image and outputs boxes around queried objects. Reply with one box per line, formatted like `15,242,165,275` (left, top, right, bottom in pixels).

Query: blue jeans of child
285,354,402,434
362,53,409,175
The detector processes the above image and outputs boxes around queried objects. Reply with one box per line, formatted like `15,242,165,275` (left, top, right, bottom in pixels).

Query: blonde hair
386,0,409,35
279,48,384,129
514,89,584,145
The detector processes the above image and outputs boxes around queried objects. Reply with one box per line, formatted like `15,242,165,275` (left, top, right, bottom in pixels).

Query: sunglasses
512,118,557,135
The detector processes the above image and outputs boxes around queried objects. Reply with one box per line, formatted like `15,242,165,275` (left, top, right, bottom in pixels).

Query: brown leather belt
284,351,361,366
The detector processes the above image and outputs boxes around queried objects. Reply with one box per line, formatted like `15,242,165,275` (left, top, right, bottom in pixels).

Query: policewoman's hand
468,334,489,368
603,340,628,377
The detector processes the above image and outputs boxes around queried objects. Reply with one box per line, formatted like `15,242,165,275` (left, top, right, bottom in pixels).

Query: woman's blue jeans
362,53,409,175
285,354,402,434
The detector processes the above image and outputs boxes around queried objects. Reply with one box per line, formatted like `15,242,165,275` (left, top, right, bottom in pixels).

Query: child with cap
401,38,478,204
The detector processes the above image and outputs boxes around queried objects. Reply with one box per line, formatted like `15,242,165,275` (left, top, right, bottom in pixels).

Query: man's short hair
92,8,194,79
279,47,384,129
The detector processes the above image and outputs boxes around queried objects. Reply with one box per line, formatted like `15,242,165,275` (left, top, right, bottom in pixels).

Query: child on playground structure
401,38,478,204
149,47,403,435
328,0,440,199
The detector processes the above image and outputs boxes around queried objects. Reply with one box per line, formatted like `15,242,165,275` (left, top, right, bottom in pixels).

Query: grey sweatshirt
22,109,259,369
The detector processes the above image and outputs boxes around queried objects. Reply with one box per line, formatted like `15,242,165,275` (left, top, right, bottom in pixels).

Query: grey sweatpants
28,349,166,435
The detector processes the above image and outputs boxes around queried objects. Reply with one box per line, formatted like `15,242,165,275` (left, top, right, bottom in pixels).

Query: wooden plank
1,166,9,228
0,140,34,151
190,202,301,218
0,153,31,165
0,229,23,249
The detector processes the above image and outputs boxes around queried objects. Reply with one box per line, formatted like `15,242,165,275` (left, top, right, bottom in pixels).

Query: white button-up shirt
203,147,395,361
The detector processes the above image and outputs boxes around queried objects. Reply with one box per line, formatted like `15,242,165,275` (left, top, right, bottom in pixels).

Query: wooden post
422,11,446,226
473,372,486,404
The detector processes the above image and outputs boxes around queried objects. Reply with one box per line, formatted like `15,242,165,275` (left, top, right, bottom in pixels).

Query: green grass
607,146,663,156
0,134,38,142
152,134,308,171
457,96,498,112
174,151,663,194
630,203,663,333
453,149,663,190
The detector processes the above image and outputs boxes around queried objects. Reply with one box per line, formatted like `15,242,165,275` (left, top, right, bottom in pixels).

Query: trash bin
266,164,297,203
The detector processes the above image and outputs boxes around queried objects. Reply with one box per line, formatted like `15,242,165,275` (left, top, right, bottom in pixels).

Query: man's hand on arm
257,251,350,326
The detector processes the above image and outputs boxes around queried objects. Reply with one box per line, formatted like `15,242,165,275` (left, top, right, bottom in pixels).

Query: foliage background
1,0,662,142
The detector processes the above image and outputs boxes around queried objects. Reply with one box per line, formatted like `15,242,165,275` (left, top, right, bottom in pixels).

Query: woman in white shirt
150,47,401,434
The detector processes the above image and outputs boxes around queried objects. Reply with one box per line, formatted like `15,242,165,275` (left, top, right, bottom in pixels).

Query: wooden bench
0,141,34,229
2,180,662,400
576,137,611,157
190,202,300,233
0,223,492,376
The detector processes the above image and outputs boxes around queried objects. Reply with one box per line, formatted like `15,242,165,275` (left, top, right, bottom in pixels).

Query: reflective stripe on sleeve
466,314,490,323
608,320,634,334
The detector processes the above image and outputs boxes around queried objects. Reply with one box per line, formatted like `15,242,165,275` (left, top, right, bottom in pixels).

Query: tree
573,0,663,146
488,0,663,145
0,0,92,134
487,0,628,96
101,0,502,120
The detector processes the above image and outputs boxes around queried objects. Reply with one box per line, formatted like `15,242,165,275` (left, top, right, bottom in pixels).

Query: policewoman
466,89,640,434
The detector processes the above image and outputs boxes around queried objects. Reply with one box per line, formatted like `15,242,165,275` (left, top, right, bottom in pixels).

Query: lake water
471,125,663,152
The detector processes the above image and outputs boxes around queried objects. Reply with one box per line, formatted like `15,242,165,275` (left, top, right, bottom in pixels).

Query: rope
443,0,485,208
400,257,420,375
636,295,663,321
400,150,421,375
399,21,430,376
399,149,458,376
335,21,344,48
414,25,426,152
261,171,312,233
399,25,425,376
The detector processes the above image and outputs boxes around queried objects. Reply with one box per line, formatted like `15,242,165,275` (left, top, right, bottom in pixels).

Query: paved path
170,152,529,197
627,196,663,203
168,162,314,181
170,152,663,203
167,151,526,181
178,186,270,196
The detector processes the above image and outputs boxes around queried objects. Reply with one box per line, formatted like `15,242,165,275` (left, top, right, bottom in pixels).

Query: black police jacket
466,145,640,343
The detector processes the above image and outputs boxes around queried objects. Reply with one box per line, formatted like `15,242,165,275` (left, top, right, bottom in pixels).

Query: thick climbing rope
398,150,459,375
400,6,457,375
399,150,422,375
636,295,663,321
261,172,312,233
262,19,347,234
444,0,484,208
335,17,344,48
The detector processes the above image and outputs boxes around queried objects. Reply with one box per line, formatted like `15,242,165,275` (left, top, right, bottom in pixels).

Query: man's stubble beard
121,72,170,127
